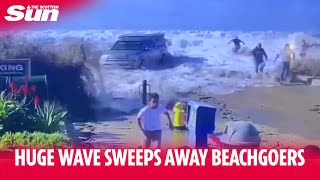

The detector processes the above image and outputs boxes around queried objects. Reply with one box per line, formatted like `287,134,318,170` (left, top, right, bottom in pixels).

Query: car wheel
136,58,144,69
159,54,168,65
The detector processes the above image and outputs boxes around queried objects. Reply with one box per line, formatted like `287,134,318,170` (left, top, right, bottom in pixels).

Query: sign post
139,80,151,105
0,59,31,77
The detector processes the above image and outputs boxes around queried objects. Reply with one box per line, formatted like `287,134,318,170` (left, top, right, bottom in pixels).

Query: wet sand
215,85,320,140
74,85,320,148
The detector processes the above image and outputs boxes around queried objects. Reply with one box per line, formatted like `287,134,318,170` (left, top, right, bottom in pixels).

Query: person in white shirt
274,43,296,81
137,93,173,148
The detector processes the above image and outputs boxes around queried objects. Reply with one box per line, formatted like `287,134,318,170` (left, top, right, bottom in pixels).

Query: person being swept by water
251,43,268,74
300,39,314,58
228,37,245,53
274,43,296,82
137,93,173,148
300,39,320,58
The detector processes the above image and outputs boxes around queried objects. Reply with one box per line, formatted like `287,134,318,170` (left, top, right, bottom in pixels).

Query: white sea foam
4,30,320,112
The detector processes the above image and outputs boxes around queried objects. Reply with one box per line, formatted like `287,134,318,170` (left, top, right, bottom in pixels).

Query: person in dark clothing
228,37,245,53
251,43,268,74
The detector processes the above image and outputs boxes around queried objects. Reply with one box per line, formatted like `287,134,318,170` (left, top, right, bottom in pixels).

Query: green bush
0,132,13,150
33,101,68,133
29,132,68,148
0,89,36,134
0,132,69,150
12,132,29,147
0,90,27,119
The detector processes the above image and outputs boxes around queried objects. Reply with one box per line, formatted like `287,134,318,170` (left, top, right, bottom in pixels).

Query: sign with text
0,59,31,76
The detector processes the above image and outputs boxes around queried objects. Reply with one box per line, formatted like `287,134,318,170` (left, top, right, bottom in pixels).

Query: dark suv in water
99,33,170,69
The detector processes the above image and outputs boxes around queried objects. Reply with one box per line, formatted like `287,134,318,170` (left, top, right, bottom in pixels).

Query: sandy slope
215,85,320,140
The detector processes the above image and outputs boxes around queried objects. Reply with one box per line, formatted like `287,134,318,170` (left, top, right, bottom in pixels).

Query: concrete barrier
311,78,320,86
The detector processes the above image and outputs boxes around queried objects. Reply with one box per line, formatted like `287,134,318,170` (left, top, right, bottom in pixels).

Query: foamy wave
1,30,320,112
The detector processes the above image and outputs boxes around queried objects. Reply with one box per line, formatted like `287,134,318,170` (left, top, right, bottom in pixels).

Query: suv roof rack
119,32,165,39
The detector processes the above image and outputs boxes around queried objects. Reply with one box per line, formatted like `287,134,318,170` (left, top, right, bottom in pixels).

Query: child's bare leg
144,138,152,148
155,140,161,149
155,131,162,149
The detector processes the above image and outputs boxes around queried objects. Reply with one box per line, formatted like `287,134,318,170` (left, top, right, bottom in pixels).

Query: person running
274,44,296,81
137,93,173,148
228,37,245,53
251,43,268,74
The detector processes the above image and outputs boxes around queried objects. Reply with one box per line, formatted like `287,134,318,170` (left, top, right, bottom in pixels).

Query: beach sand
73,85,320,149
214,85,320,139
212,85,320,148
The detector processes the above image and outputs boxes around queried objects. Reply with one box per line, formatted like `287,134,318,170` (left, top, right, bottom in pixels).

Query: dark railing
139,80,151,105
